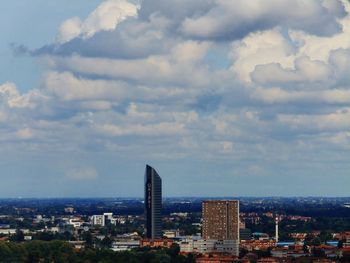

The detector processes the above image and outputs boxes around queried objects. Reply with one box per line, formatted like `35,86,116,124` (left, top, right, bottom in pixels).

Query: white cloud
47,40,211,87
4,0,350,166
251,56,332,84
56,17,82,44
289,0,350,62
57,0,139,43
230,29,296,83
44,71,130,102
0,82,45,109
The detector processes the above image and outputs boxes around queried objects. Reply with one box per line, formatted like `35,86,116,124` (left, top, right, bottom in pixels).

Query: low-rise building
0,229,30,235
240,240,276,251
163,230,180,238
111,240,140,251
140,239,174,248
178,238,239,255
68,218,83,228
24,236,32,241
271,246,309,258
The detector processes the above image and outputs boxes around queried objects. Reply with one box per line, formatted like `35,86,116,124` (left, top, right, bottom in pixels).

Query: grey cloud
34,16,173,59
181,0,346,40
28,0,347,59
31,0,214,58
251,56,332,85
138,0,215,21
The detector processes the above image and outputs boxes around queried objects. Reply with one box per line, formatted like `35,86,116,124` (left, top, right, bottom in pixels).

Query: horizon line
0,195,349,200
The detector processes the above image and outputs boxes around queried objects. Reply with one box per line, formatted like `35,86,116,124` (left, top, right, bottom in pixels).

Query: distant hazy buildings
202,200,240,255
144,165,162,239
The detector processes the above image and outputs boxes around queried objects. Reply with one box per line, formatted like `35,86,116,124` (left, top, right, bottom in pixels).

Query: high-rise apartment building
202,200,240,255
144,165,162,239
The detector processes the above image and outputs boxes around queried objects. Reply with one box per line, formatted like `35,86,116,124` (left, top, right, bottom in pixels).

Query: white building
104,213,113,220
24,236,32,241
177,237,239,255
163,230,180,238
47,227,60,233
92,215,105,226
0,229,30,235
68,218,82,228
111,240,140,251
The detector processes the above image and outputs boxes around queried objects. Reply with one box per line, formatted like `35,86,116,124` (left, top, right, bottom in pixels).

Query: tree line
0,241,195,263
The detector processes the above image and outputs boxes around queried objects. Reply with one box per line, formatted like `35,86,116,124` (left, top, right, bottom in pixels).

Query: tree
319,230,332,243
303,244,309,253
311,237,321,246
167,243,180,258
82,231,93,247
240,247,249,258
338,239,345,249
9,229,24,242
101,236,113,248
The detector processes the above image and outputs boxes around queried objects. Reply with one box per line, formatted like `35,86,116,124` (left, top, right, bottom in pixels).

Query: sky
1,0,350,198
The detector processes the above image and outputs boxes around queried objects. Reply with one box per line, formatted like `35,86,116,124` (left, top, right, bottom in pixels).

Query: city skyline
1,0,350,197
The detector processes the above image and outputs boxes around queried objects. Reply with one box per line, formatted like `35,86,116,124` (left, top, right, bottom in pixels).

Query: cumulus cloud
57,0,139,43
230,29,296,83
0,82,47,109
44,71,130,102
251,56,332,85
57,17,82,44
38,6,170,59
27,0,344,61
46,40,211,88
4,0,350,166
181,0,346,40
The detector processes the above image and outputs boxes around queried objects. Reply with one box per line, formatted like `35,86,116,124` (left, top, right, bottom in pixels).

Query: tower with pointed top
144,165,162,239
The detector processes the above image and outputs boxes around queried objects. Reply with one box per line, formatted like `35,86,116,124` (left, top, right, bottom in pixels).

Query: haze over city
1,0,350,197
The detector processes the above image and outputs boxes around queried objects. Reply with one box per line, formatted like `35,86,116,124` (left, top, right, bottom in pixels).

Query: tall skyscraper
144,165,162,239
202,200,240,255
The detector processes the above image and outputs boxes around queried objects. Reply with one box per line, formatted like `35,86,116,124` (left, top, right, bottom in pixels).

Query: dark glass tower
144,165,162,239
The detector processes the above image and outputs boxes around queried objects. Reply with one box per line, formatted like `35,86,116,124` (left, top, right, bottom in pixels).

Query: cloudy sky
1,0,350,197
